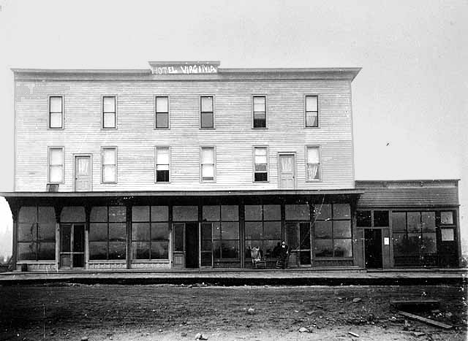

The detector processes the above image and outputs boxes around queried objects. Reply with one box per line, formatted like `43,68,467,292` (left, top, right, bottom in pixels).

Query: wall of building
14,78,355,192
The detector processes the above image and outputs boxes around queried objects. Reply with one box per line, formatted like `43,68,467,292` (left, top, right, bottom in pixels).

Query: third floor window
155,96,169,128
49,96,63,129
200,96,214,128
103,96,116,129
253,96,266,128
305,95,318,127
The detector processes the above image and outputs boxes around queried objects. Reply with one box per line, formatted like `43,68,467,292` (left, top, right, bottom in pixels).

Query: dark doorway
365,229,382,268
60,224,85,268
185,223,199,268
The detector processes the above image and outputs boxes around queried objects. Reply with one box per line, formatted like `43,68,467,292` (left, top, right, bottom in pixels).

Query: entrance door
279,154,295,189
285,222,311,266
185,222,199,268
365,229,382,268
60,224,85,268
75,156,92,191
201,223,213,267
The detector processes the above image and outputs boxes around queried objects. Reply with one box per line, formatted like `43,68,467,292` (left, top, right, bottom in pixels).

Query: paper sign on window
441,212,454,225
441,229,454,242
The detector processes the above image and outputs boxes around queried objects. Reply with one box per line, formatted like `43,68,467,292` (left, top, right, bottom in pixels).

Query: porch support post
54,205,63,271
10,203,19,271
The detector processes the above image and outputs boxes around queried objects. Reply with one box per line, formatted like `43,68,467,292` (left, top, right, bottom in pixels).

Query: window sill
154,127,170,130
252,127,268,130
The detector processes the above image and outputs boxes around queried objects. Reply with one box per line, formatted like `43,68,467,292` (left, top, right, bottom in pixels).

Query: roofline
11,68,151,75
355,179,460,184
0,189,364,198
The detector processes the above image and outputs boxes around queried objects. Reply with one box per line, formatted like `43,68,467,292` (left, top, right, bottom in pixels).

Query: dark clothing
276,244,289,269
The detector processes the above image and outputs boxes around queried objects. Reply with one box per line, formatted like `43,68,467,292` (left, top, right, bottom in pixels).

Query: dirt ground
0,283,466,341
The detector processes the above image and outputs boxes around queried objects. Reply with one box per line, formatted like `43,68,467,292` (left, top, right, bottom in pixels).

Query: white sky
0,0,466,256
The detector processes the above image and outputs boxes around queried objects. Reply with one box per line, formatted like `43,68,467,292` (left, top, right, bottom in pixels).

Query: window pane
201,148,214,163
38,223,55,241
133,242,150,259
333,221,351,238
90,207,107,222
151,241,169,259
50,148,64,165
203,206,220,221
156,113,169,128
334,239,352,257
254,118,266,128
151,206,169,221
61,206,86,222
90,223,108,241
285,204,310,220
109,206,126,222
421,233,437,254
407,212,421,232
374,211,389,227
103,149,116,164
264,205,281,221
306,96,318,111
245,222,262,239
103,97,115,112
264,221,281,239
315,204,331,220
441,211,454,225
221,205,239,221
157,148,169,164
17,243,35,260
108,242,126,260
156,97,168,112
306,113,318,127
49,166,63,183
421,212,436,231
103,113,116,128
151,223,169,240
157,170,169,182
173,206,198,221
37,207,55,223
214,240,239,259
18,223,35,241
307,147,319,163
315,221,332,238
174,224,184,251
333,204,351,219
103,166,116,182
392,212,406,232
253,97,265,111
357,211,372,227
315,239,333,257
109,223,126,241
89,242,107,260
37,242,55,260
221,222,239,239
19,207,37,223
201,96,213,112
50,113,62,128
132,223,150,241
202,164,214,179
50,97,62,112
245,205,262,221
201,113,213,128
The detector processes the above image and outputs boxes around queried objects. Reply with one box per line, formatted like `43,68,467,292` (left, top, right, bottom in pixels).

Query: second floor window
155,96,169,128
102,147,117,183
200,96,214,128
254,147,268,182
155,147,170,183
305,95,318,127
201,147,215,182
253,96,266,128
103,96,116,128
48,147,64,183
306,146,320,181
49,96,63,128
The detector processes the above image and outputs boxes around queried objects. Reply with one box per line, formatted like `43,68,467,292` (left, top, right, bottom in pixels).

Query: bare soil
0,283,466,341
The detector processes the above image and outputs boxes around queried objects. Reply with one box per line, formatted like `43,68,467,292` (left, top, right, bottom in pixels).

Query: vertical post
10,203,19,271
84,205,91,270
126,203,132,270
239,199,245,268
54,205,63,271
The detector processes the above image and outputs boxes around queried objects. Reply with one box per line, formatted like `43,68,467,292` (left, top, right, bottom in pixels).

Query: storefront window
204,205,240,260
245,205,281,261
314,204,352,258
17,206,56,261
89,206,126,260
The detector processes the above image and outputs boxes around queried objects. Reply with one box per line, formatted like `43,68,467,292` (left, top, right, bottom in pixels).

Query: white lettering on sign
153,64,218,75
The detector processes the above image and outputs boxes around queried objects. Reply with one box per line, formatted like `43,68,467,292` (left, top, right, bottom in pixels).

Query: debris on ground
194,332,208,340
298,327,312,333
352,298,362,303
247,307,255,315
348,331,359,337
398,311,453,330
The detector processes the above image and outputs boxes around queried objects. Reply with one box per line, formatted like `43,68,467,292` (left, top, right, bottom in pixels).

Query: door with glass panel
60,224,85,268
75,155,92,191
285,222,312,266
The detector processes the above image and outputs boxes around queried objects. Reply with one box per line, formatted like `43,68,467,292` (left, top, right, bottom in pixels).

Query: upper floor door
279,154,295,189
75,155,92,191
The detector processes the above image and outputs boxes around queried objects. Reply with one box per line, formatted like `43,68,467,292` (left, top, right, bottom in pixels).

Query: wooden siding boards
355,180,460,208
14,71,356,192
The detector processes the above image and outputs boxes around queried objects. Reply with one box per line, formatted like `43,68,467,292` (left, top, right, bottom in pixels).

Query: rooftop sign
148,61,220,75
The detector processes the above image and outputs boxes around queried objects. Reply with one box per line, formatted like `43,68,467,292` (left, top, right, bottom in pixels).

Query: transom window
102,96,116,128
155,147,170,183
253,96,266,128
102,147,117,183
49,96,63,128
155,96,169,128
306,146,320,181
48,147,64,184
254,147,268,182
305,95,318,127
201,147,215,182
200,96,214,128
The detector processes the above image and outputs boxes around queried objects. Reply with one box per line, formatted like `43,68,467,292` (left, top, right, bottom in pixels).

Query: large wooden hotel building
2,61,461,271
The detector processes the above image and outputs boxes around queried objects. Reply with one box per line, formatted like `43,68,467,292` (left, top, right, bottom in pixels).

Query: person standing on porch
276,241,289,269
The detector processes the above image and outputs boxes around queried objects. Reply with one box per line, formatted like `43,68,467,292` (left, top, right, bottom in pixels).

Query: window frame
253,146,269,183
101,147,118,184
200,95,215,129
305,94,319,128
102,95,117,129
48,95,64,129
155,146,171,183
305,145,321,182
155,95,170,129
200,146,216,183
48,146,65,184
252,95,267,129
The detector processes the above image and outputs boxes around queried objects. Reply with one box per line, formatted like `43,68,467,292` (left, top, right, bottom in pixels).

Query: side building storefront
1,179,460,271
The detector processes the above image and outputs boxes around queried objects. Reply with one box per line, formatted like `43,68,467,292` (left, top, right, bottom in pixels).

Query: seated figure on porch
250,246,263,266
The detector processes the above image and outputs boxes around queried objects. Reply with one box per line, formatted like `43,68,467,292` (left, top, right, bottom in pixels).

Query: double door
60,224,85,268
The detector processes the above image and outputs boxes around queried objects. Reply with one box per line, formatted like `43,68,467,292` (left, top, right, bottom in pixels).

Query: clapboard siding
15,77,355,192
